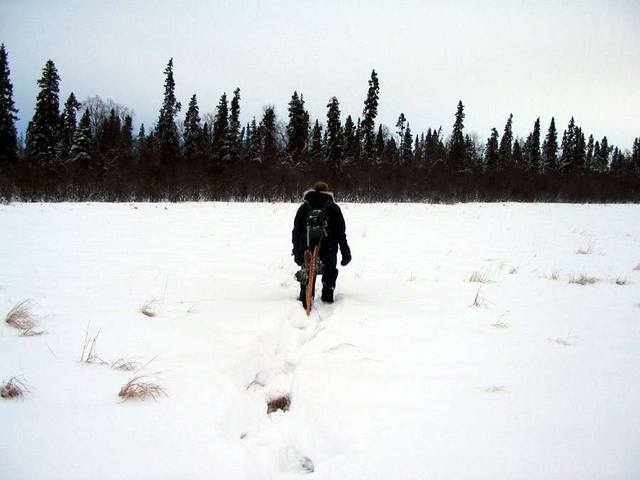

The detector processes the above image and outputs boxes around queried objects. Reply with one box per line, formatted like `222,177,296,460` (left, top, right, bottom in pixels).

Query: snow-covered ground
1,202,640,480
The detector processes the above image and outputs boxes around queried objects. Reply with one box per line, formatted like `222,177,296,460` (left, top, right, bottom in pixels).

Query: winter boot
321,286,334,303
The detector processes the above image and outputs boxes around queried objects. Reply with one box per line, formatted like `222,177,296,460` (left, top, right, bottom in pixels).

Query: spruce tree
375,124,385,161
98,109,122,157
59,92,81,160
585,134,594,172
286,91,310,164
243,121,251,151
484,128,499,171
26,60,61,168
183,94,202,159
448,101,466,170
396,113,406,152
414,134,423,164
202,122,211,151
541,117,558,173
248,117,262,162
633,138,640,175
512,139,523,169
465,135,477,171
321,128,329,159
260,106,278,164
610,147,622,174
525,117,541,172
424,128,433,165
156,58,181,163
70,109,92,170
211,93,229,162
343,115,357,163
573,127,586,172
382,137,398,165
498,114,513,170
228,88,241,161
325,97,343,170
120,114,134,175
559,117,576,172
310,120,323,163
0,44,18,165
355,117,362,163
596,136,609,172
137,124,146,155
401,123,413,165
361,70,380,162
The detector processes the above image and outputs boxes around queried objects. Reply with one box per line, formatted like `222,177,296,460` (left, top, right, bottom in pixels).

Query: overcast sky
1,0,639,147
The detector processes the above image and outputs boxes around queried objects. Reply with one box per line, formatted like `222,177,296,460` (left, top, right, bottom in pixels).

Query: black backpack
305,201,331,247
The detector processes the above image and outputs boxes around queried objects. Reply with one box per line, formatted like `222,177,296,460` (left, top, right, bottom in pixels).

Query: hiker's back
291,182,352,310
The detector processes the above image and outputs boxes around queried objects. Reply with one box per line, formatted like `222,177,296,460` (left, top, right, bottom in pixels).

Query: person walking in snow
292,181,351,307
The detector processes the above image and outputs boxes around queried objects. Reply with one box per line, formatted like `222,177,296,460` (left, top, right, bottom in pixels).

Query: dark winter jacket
291,190,350,265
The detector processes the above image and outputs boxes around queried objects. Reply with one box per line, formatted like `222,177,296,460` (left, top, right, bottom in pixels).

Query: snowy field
2,202,640,480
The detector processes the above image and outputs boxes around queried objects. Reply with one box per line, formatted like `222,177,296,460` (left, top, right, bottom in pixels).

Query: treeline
1,45,639,202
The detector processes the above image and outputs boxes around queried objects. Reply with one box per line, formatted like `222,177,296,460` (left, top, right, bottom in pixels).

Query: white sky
1,0,639,147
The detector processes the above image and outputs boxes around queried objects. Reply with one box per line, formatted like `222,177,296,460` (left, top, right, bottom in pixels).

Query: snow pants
319,250,339,289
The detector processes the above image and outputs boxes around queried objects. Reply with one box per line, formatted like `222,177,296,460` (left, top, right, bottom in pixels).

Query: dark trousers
319,250,339,289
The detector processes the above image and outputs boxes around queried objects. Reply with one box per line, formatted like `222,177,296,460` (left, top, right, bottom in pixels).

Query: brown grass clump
118,376,166,401
468,270,490,283
568,274,599,285
20,327,46,337
111,358,139,371
267,394,291,414
5,300,37,331
1,376,29,399
140,301,157,317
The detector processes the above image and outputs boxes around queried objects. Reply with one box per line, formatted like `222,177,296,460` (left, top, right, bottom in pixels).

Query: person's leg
320,253,338,302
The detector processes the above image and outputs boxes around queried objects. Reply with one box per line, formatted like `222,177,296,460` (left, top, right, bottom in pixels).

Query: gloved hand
340,250,352,266
294,253,304,266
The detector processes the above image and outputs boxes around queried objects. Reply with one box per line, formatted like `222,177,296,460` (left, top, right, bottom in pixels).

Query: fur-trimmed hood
303,189,334,209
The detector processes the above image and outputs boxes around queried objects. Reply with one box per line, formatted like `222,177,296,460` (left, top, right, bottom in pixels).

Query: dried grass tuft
468,287,488,308
485,385,507,393
80,326,107,364
5,300,37,331
547,271,560,280
509,266,518,274
111,358,140,371
491,312,510,329
267,394,291,414
20,327,46,337
118,376,166,401
468,270,490,283
615,276,628,286
140,301,157,317
575,245,593,255
568,274,599,285
1,376,29,399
